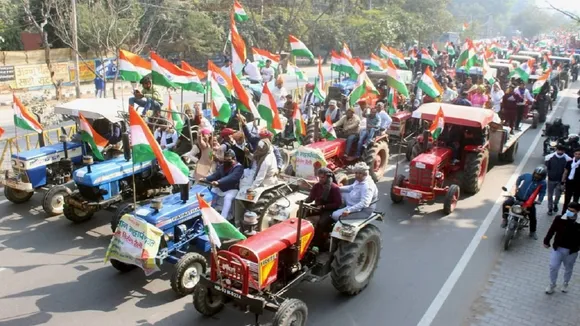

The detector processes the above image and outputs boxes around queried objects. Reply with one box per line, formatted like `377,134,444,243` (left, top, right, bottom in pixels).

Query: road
0,83,577,326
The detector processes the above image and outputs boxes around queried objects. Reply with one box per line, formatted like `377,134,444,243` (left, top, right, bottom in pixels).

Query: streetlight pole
71,0,81,98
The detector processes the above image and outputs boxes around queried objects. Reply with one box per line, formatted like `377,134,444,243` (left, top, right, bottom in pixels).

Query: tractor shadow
0,312,52,326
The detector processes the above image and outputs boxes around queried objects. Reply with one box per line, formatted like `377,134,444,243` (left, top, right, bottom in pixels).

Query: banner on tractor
104,214,163,275
293,147,328,180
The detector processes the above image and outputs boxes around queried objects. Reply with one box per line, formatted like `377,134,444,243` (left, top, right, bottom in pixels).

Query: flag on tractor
455,39,477,72
231,70,260,118
166,94,184,133
230,12,247,76
349,70,379,106
13,94,42,133
287,62,308,81
208,60,233,98
289,35,314,60
421,49,437,67
258,83,283,133
209,77,232,123
385,59,409,97
369,53,388,71
342,42,352,59
489,42,501,53
196,193,246,248
330,50,342,72
79,113,107,161
541,54,552,70
482,58,496,85
151,52,204,92
321,115,336,140
119,49,151,82
387,88,398,115
129,106,190,184
292,104,306,144
378,45,407,69
429,107,445,140
252,48,280,68
181,61,207,80
313,56,327,102
532,69,552,95
508,59,533,83
233,0,249,22
417,66,443,98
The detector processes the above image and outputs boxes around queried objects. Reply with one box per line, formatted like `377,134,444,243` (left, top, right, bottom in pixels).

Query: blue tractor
108,184,214,296
2,99,126,216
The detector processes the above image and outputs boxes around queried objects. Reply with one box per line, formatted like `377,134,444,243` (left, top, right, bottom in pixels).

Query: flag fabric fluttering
289,35,314,60
196,193,246,248
257,83,283,133
482,58,496,85
181,61,207,80
166,94,184,133
119,49,151,82
321,115,336,140
79,113,108,160
385,59,409,97
286,62,308,81
330,50,342,72
151,52,204,92
313,56,327,102
342,42,353,59
230,12,247,76
387,88,398,115
209,77,232,123
462,22,469,31
532,69,552,95
420,49,437,67
129,106,190,184
369,53,388,71
417,66,443,99
508,59,533,83
429,107,445,140
455,39,477,72
231,70,261,118
252,48,280,68
233,0,249,22
292,104,306,144
13,94,42,133
208,60,233,98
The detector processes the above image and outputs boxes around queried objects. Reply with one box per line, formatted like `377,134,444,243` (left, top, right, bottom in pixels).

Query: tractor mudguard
330,212,384,243
463,144,486,153
235,183,286,204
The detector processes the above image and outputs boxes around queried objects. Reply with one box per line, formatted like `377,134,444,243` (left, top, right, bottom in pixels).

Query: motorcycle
501,186,530,251
543,136,562,156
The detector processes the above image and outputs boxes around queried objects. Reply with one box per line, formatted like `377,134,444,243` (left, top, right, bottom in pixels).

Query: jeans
549,247,578,285
129,97,161,115
562,181,580,215
211,188,238,220
95,89,103,98
547,180,563,211
345,134,357,156
331,206,375,221
502,197,537,233
357,128,377,156
515,105,524,130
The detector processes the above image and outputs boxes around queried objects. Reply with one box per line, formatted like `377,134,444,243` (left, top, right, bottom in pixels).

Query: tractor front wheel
272,298,308,326
111,202,134,232
193,285,225,317
462,149,489,195
331,224,381,296
365,140,390,182
254,189,281,232
110,259,136,273
63,204,94,223
42,185,71,216
4,186,33,204
443,184,460,215
171,253,207,296
390,174,405,203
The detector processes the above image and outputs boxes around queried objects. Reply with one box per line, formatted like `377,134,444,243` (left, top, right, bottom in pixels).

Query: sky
538,0,580,14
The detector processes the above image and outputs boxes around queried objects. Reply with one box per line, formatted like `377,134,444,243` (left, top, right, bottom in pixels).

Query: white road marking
0,268,6,273
417,93,567,326
0,199,8,205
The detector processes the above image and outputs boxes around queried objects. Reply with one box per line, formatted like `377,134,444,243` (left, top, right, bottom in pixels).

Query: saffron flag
196,193,246,248
13,94,42,133
79,113,108,160
429,107,445,140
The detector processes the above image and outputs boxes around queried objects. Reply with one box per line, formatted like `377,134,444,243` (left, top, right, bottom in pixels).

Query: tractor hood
306,139,346,159
73,156,153,186
411,147,453,169
134,184,214,229
11,142,83,169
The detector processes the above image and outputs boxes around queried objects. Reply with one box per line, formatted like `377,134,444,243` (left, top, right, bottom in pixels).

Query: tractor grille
217,256,245,283
77,185,102,201
409,165,435,189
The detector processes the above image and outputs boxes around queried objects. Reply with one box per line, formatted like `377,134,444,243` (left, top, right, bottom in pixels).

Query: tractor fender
235,183,286,204
463,144,487,153
330,212,384,243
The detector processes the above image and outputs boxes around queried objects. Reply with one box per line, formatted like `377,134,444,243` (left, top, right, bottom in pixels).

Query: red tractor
390,103,531,214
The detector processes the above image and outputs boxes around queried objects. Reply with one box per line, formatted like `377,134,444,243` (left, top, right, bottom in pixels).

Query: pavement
0,82,578,326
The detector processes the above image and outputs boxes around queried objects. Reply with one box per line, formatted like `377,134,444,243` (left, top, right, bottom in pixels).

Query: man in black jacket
544,202,580,294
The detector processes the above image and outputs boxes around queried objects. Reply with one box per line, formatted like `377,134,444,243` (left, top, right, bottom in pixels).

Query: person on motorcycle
325,100,341,124
201,149,244,220
333,107,361,158
501,165,547,239
561,148,580,215
129,76,163,116
331,162,378,222
543,118,570,155
356,106,381,157
304,167,343,246
514,80,535,131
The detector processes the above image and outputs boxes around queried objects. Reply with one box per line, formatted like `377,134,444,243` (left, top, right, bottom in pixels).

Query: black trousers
562,181,580,215
515,106,524,130
502,197,537,233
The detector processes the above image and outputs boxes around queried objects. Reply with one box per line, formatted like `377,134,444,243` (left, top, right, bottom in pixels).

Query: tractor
391,103,531,214
192,194,384,326
2,98,126,216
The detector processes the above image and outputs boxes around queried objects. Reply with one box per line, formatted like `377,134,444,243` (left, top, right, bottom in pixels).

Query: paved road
0,84,577,326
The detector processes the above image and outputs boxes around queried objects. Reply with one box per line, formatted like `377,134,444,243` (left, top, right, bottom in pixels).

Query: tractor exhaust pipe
122,133,131,161
180,182,189,203
60,135,69,159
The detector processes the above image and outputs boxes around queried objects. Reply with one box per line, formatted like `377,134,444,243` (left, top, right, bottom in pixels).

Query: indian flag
330,50,342,72
181,61,207,80
385,59,409,97
387,88,398,115
489,42,501,53
258,83,283,133
541,54,552,70
231,70,260,118
429,107,445,140
482,58,495,85
313,56,326,102
79,112,107,161
13,94,42,133
196,193,246,248
119,49,151,82
421,49,437,67
293,104,306,144
321,115,336,140
210,77,232,123
417,66,443,98
379,45,407,68
287,62,307,81
233,0,249,22
456,39,477,72
369,53,387,71
252,48,280,68
208,60,233,98
129,106,190,184
289,35,314,60
342,42,353,59
339,54,358,79
348,70,378,106
166,95,184,132
532,69,551,95
230,12,247,76
508,59,532,83
151,52,204,92
408,49,417,65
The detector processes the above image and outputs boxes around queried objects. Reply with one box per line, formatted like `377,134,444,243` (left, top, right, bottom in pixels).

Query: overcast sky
539,0,580,13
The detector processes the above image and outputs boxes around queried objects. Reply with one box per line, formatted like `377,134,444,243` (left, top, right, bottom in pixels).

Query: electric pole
71,0,81,98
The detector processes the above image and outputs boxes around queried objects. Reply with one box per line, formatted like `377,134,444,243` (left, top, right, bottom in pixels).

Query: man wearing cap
333,107,361,157
202,149,244,220
331,162,378,222
237,113,283,171
325,100,341,124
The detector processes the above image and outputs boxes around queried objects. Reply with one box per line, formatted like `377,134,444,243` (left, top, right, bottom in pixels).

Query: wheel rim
182,262,202,289
288,310,306,326
50,191,66,211
354,239,379,283
10,188,32,200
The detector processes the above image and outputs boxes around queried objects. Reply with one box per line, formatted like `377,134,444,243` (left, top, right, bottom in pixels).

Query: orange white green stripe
321,115,336,140
208,60,233,98
233,0,248,22
151,52,204,92
166,94,184,132
79,112,107,160
293,104,306,144
385,59,409,97
231,70,260,118
196,193,246,248
420,48,437,67
417,66,443,98
13,94,42,133
289,35,314,60
369,53,388,71
210,77,232,123
533,69,551,95
230,12,247,75
119,49,151,82
181,61,207,80
342,42,352,59
429,107,445,140
313,56,326,102
252,47,280,68
258,83,283,133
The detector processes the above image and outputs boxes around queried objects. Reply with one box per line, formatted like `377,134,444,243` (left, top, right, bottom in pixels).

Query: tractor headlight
549,141,558,147
163,232,174,242
511,205,523,214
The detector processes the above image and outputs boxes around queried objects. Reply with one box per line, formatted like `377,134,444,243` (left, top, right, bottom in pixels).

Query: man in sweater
545,145,572,215
544,202,580,294
202,150,244,220
560,148,580,215
333,107,361,157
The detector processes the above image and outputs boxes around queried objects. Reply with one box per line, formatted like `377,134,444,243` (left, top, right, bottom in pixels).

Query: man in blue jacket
202,150,244,220
501,165,548,239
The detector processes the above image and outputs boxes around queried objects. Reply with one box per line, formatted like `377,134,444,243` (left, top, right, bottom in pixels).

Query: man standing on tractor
130,76,163,116
514,80,535,131
271,77,288,109
356,106,381,157
333,107,361,158
325,100,341,124
300,83,318,122
331,162,378,221
501,166,548,240
442,83,458,103
261,59,276,83
202,149,244,220
376,102,392,134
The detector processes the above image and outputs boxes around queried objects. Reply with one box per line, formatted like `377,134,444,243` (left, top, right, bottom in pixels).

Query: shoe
554,204,558,212
548,210,553,216
529,232,538,240
501,219,507,228
546,284,556,294
562,282,569,293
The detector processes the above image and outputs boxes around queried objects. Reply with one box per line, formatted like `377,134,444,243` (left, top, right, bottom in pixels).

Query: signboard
69,60,96,82
14,63,70,88
293,146,328,180
104,214,163,275
0,66,15,82
95,58,118,79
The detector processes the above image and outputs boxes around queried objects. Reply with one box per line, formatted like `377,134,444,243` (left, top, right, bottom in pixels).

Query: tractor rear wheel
365,140,390,182
303,120,316,145
390,174,405,203
170,253,207,296
406,139,421,161
63,204,94,223
254,189,280,232
111,202,135,232
110,259,136,273
272,298,308,326
462,149,489,195
193,285,225,317
531,112,539,129
331,224,381,296
4,186,33,204
443,184,460,215
42,185,72,216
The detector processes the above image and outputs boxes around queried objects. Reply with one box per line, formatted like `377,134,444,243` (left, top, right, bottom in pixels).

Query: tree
0,0,23,50
546,2,580,24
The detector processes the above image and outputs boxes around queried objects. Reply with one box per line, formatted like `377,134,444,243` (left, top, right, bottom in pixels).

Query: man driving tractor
331,162,378,222
202,149,244,220
304,167,343,246
356,106,381,157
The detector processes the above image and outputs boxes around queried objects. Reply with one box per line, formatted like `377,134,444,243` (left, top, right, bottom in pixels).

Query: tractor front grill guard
212,251,250,295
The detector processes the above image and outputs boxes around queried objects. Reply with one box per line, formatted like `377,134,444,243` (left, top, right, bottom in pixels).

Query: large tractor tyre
335,171,354,187
4,186,33,204
390,174,405,204
365,140,390,183
110,259,136,273
303,121,316,145
502,141,519,163
272,298,308,326
254,189,281,232
462,149,490,195
111,202,135,232
63,204,94,223
405,139,421,162
170,253,208,296
42,185,72,216
443,184,460,215
192,285,225,317
531,112,539,129
538,104,547,123
279,148,291,175
331,224,382,296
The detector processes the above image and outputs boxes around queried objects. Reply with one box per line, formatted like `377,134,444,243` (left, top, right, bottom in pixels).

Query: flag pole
180,88,184,113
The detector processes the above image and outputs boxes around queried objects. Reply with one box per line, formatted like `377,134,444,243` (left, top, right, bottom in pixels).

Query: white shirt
154,129,178,149
378,111,392,130
442,88,458,103
514,87,535,102
339,176,378,212
261,66,276,83
270,86,288,108
244,62,262,82
490,90,505,113
221,65,232,77
251,151,278,188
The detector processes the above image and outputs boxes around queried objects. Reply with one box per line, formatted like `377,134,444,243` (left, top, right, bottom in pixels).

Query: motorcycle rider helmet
553,118,563,126
568,134,579,143
532,165,547,181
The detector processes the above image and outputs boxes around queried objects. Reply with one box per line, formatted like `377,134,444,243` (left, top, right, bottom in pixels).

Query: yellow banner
14,62,70,88
70,61,96,82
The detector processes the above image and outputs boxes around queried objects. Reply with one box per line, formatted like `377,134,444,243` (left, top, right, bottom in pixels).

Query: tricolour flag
196,193,246,248
379,45,407,68
385,59,409,97
321,115,336,140
408,49,417,64
79,112,107,161
369,53,388,71
421,49,437,67
462,22,469,31
429,107,445,140
129,106,189,184
13,94,42,133
387,88,398,115
287,62,308,81
209,77,232,123
348,70,378,107
230,12,247,76
233,0,249,22
166,94,184,133
417,66,443,99
330,50,342,72
258,83,283,133
119,49,151,82
289,35,314,60
342,42,353,59
252,48,280,68
151,52,204,92
313,56,326,102
181,61,207,80
293,104,306,144
508,59,532,83
482,58,496,85
532,69,552,95
231,70,260,118
455,39,477,72
208,60,233,98
339,54,358,79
